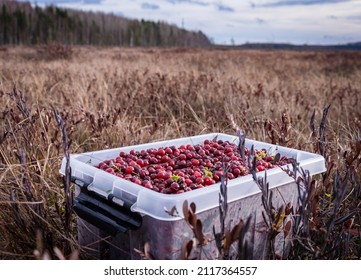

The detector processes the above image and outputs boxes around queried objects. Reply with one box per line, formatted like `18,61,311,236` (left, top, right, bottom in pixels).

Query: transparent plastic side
112,178,143,205
60,156,95,185
127,167,302,221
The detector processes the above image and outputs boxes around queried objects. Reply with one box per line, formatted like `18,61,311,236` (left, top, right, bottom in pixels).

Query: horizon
17,0,361,46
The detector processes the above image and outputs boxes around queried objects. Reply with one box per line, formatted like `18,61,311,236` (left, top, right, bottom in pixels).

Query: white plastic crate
60,132,326,259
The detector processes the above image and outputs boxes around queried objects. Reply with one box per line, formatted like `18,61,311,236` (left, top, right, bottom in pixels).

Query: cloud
83,0,102,4
216,4,235,12
141,2,160,10
166,0,209,6
249,2,256,8
347,15,361,21
256,18,266,24
261,0,352,7
328,14,361,22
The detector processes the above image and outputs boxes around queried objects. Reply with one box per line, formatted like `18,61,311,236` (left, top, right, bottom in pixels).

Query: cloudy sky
20,0,361,45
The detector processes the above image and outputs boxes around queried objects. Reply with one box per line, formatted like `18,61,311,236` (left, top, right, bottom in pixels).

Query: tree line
0,0,211,47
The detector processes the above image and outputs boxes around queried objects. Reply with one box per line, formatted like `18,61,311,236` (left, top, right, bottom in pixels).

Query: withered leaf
144,242,154,260
285,202,293,215
164,206,179,217
190,202,196,213
182,200,189,221
195,219,205,245
230,219,244,245
183,200,198,229
284,220,292,237
134,242,154,260
224,229,231,251
189,211,197,229
180,240,193,260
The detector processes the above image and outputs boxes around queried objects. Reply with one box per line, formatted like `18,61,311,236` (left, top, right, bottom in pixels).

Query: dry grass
0,46,360,259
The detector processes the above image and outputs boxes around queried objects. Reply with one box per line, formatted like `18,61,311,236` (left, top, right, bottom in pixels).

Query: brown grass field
0,46,360,259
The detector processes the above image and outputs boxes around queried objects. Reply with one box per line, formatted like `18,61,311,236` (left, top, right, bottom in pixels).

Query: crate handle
74,190,142,236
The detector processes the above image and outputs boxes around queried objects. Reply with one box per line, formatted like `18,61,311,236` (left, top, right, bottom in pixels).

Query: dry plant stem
249,149,277,259
53,107,73,237
219,168,228,236
9,85,30,120
236,132,268,258
310,110,317,139
244,141,274,257
237,216,253,260
237,128,248,163
213,167,228,258
284,107,360,259
319,105,330,159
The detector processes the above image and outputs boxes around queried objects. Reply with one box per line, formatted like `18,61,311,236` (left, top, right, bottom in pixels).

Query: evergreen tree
0,0,211,47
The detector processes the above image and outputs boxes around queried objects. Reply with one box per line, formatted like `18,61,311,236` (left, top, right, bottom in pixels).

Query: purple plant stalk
218,165,228,236
319,105,330,158
238,131,276,258
9,85,30,120
212,165,229,259
53,107,73,236
310,109,317,138
237,128,249,163
9,189,26,231
237,215,253,260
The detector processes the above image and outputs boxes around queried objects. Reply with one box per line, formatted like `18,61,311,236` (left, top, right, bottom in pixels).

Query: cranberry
232,168,241,177
257,165,265,172
125,166,134,174
96,138,294,194
170,182,180,191
157,149,166,156
185,178,193,186
204,177,215,186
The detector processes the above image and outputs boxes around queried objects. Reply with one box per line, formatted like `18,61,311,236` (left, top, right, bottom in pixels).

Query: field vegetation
0,46,360,259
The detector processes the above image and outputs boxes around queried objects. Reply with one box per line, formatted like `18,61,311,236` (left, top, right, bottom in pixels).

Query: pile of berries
96,139,294,194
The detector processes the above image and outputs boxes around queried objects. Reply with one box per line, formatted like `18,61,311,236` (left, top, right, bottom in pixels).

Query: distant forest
0,0,211,47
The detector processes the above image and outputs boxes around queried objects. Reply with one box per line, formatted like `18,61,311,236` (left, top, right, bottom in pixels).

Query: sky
19,0,361,45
